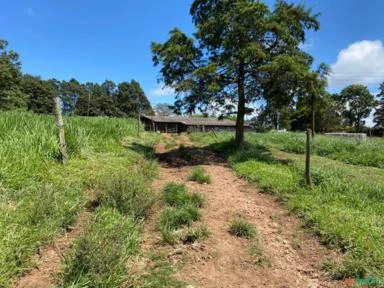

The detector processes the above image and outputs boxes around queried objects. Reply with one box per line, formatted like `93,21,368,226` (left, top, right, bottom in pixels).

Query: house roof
141,115,239,126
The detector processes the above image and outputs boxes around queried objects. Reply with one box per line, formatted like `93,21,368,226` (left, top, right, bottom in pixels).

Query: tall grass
191,131,384,280
61,207,141,288
0,111,158,286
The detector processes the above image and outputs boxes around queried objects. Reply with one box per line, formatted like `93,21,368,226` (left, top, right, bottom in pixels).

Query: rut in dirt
150,134,341,288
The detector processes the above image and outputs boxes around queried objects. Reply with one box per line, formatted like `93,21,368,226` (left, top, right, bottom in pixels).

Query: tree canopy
0,40,26,110
338,84,377,131
152,0,320,145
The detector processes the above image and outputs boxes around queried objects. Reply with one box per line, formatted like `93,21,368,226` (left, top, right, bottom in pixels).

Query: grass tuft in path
158,182,206,245
188,166,211,184
229,218,256,239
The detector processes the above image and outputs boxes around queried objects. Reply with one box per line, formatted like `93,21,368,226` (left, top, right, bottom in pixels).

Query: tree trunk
235,60,245,147
311,107,316,138
54,96,68,164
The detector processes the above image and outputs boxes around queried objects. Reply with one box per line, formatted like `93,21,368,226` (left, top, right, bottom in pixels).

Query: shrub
188,166,211,184
229,218,256,238
61,207,141,287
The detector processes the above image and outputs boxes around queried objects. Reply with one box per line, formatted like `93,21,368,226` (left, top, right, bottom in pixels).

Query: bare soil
143,134,342,288
14,211,91,288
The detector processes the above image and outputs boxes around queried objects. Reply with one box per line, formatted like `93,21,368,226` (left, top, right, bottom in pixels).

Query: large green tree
374,82,384,130
21,75,56,114
115,80,152,117
0,39,27,110
338,84,377,131
152,0,319,145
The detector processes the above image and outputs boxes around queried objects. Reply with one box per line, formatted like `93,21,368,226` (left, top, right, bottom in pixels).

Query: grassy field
0,111,160,287
191,131,384,280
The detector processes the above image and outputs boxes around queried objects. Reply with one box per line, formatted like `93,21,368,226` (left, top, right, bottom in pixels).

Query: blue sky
1,0,384,108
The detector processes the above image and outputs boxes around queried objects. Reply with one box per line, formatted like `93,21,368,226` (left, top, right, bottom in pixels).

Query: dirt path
14,211,91,288
146,134,341,288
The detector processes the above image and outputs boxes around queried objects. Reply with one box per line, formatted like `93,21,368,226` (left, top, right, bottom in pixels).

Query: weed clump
157,182,206,245
180,225,210,244
158,205,201,231
188,166,211,184
229,218,256,238
163,182,204,208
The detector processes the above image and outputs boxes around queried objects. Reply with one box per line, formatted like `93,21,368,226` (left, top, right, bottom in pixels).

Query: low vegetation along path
149,134,340,288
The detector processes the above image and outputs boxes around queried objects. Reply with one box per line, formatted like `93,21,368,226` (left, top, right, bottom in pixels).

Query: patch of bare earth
142,134,341,288
14,210,91,288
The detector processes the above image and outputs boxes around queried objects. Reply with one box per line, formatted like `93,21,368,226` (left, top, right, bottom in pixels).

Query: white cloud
148,85,175,97
26,8,35,16
328,40,384,88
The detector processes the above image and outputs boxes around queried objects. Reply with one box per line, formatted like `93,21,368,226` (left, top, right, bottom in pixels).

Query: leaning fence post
305,128,312,187
54,96,68,164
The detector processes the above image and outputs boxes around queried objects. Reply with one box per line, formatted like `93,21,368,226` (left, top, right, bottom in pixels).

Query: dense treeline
255,82,383,135
0,39,152,117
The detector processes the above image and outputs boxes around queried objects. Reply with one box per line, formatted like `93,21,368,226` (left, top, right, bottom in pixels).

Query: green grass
158,182,205,245
163,182,204,208
188,166,211,184
191,131,384,280
0,111,160,286
191,131,384,169
229,218,256,238
94,170,157,220
60,207,141,288
158,205,201,231
165,140,178,150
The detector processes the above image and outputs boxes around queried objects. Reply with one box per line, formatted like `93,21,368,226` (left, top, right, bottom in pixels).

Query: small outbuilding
140,115,247,133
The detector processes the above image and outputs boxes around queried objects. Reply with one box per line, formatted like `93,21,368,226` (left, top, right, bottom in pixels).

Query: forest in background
0,39,153,117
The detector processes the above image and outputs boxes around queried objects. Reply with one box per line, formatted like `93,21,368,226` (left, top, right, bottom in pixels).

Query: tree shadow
124,142,157,159
125,137,292,168
155,145,227,168
206,139,293,166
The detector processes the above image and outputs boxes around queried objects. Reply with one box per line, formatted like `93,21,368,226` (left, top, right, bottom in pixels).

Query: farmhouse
141,115,247,133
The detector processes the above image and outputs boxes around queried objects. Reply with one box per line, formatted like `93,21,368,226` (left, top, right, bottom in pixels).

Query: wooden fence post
54,96,68,164
305,128,312,187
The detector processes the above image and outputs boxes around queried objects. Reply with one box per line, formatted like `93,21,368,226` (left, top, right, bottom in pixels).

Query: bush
95,172,156,220
61,207,141,287
188,166,211,184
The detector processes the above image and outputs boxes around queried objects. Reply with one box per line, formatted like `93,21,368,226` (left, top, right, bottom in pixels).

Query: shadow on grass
125,142,157,159
207,139,293,166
